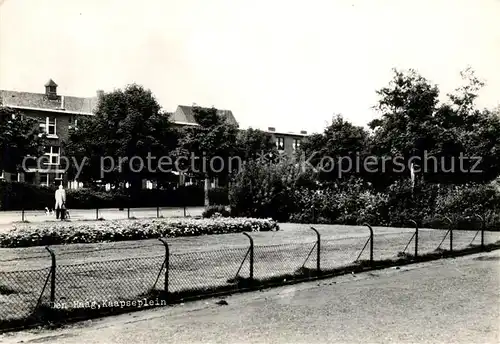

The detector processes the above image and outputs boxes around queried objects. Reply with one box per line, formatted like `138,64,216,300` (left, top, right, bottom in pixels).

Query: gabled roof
0,90,98,114
172,105,239,127
44,79,58,87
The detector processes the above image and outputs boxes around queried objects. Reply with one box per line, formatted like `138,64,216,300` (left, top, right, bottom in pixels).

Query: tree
175,105,239,206
368,68,500,187
0,106,45,175
235,128,278,161
300,114,369,183
64,84,178,190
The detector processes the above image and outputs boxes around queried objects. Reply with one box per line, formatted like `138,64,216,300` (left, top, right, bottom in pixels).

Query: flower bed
0,217,279,248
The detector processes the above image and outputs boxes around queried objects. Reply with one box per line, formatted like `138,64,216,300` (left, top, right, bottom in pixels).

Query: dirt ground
2,249,499,344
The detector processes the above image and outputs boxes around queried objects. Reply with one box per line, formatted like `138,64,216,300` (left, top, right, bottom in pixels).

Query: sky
1,0,499,134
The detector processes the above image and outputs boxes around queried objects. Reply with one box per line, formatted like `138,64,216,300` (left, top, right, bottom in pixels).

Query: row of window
38,116,78,137
275,137,301,151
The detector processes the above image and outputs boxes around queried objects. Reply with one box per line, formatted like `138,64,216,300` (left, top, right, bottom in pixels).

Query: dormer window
44,79,58,99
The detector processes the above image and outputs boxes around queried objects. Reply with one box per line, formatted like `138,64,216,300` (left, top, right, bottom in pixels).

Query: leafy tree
175,105,239,206
367,68,500,187
64,84,178,190
0,106,45,175
235,128,278,161
299,114,369,183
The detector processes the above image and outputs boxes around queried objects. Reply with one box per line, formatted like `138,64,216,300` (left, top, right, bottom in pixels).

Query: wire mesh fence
0,268,51,322
1,221,499,332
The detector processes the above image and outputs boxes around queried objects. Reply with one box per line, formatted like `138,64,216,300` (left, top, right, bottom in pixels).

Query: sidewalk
0,207,205,227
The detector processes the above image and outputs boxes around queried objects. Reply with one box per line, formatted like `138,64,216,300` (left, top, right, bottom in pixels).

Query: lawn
1,223,499,325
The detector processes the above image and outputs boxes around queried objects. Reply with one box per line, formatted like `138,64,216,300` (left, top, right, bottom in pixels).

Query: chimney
268,127,275,132
44,79,58,100
300,130,307,135
96,90,104,99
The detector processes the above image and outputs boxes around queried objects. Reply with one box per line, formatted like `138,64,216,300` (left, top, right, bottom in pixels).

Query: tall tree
0,106,45,175
64,84,178,189
368,68,500,187
300,114,369,183
235,128,278,161
175,105,239,206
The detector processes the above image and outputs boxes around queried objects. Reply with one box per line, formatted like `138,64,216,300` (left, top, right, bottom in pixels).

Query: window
48,86,56,94
44,146,60,166
69,116,78,129
40,117,57,136
276,137,285,151
293,138,301,150
55,173,64,181
40,173,49,187
11,172,20,182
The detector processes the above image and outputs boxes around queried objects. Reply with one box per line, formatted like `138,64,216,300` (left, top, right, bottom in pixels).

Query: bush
208,187,229,205
0,217,279,248
0,182,55,211
202,205,230,218
0,183,205,210
229,158,305,221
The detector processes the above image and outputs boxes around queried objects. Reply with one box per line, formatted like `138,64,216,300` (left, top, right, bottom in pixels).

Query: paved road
2,250,499,344
0,207,205,227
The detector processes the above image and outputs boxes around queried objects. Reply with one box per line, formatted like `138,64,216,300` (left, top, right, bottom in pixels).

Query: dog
45,207,54,216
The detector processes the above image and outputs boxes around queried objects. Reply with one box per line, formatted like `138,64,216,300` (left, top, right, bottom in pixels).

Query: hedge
0,182,205,210
0,217,279,248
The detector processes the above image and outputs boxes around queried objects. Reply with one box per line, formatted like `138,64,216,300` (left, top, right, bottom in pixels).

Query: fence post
45,246,56,306
96,208,99,220
409,220,418,257
474,214,485,250
157,206,160,218
444,216,453,252
158,238,170,296
363,223,374,264
310,227,321,274
22,208,25,222
242,232,254,281
127,207,130,219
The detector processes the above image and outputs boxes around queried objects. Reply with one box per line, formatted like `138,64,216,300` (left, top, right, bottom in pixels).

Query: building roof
44,79,58,87
0,90,98,114
172,105,239,127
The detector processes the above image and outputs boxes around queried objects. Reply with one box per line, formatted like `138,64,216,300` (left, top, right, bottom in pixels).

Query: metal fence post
363,223,374,264
409,220,418,257
45,246,56,306
310,227,321,273
242,232,254,280
474,214,485,250
158,238,170,295
444,216,453,252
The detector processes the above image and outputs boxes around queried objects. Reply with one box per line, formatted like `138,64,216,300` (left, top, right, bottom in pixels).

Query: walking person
55,184,66,220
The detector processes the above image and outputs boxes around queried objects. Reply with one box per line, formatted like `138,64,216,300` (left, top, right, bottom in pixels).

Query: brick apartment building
0,80,308,188
170,105,307,156
0,80,99,187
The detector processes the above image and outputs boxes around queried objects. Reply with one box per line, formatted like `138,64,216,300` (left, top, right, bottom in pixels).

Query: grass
1,224,499,332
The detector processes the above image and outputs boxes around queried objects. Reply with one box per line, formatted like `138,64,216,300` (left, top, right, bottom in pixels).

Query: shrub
0,182,55,210
203,205,230,218
208,187,229,205
0,183,205,210
0,217,279,248
229,158,306,221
